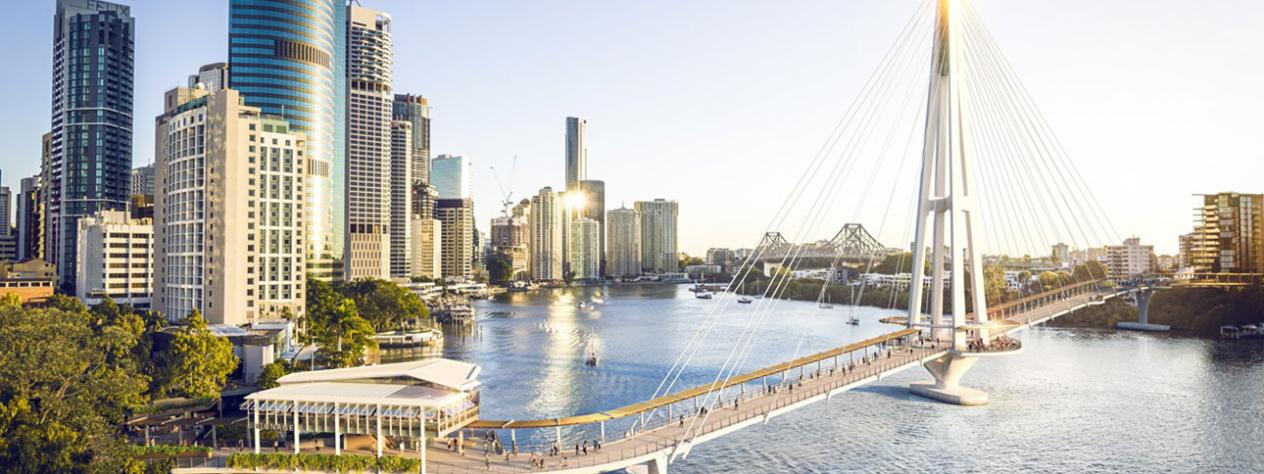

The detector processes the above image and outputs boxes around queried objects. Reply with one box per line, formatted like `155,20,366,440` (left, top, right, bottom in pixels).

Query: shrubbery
226,452,421,473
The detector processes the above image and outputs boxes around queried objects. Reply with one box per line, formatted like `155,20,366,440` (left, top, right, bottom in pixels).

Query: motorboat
695,291,713,299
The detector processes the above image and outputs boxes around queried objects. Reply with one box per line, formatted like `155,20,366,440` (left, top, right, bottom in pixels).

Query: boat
738,296,753,304
576,301,589,309
507,281,531,293
819,295,834,309
373,329,443,348
585,352,600,367
847,316,860,326
737,281,753,304
695,291,713,299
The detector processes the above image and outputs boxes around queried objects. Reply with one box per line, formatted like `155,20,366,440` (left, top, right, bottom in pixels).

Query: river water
422,284,1263,473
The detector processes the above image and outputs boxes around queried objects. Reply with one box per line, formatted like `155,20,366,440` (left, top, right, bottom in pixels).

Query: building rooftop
245,381,465,409
276,358,481,392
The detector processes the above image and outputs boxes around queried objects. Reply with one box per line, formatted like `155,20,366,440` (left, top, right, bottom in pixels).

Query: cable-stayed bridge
212,0,1134,472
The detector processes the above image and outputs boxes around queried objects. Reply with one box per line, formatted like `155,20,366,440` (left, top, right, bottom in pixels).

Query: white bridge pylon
906,0,998,406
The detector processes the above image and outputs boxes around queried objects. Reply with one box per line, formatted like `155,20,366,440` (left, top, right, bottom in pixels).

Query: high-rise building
569,217,600,280
1191,193,1264,274
74,210,151,308
1103,237,1155,278
343,5,394,281
579,180,606,275
607,207,641,278
530,187,563,281
1177,233,1195,269
47,0,135,291
154,87,307,325
392,94,431,186
636,199,679,274
17,176,44,261
0,187,13,262
565,117,586,192
432,154,472,199
130,164,154,197
389,121,413,278
229,0,345,281
705,248,734,266
491,215,529,280
187,62,229,92
410,217,442,279
436,199,474,280
1051,242,1070,268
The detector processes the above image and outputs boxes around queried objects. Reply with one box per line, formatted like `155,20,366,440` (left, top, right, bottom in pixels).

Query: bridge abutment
910,351,988,406
1116,287,1170,332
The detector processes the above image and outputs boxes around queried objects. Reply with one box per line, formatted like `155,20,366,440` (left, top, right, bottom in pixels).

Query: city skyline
2,1,1263,255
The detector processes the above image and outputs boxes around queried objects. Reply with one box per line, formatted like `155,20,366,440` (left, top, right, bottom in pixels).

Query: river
417,284,1264,473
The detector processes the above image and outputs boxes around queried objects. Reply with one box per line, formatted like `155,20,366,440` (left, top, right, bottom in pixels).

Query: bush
226,452,421,473
130,444,212,457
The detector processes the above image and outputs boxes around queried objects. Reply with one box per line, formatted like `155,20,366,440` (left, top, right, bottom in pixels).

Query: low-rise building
0,259,55,303
75,210,152,308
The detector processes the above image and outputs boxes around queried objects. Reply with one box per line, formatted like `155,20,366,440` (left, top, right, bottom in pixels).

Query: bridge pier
647,453,669,474
910,351,988,406
1116,287,1170,332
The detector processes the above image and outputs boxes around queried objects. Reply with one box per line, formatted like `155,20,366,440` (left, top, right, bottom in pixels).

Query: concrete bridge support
1116,287,1170,332
910,352,988,406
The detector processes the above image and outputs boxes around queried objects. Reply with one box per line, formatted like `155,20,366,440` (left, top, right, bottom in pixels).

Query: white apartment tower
635,199,679,274
75,210,152,308
154,87,306,325
530,187,564,281
344,5,394,281
607,206,642,277
436,199,474,279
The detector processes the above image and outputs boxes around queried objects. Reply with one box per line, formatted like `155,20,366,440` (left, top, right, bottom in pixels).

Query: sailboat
738,281,753,304
847,312,860,326
819,294,834,309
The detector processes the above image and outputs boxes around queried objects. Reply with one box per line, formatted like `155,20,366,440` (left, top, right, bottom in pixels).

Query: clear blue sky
3,0,1261,255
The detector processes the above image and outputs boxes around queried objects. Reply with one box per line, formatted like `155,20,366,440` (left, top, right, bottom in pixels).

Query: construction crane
489,155,517,218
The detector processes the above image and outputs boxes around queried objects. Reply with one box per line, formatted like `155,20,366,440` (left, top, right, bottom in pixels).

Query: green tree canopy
485,252,514,286
337,279,429,331
164,310,238,399
257,361,289,390
0,296,151,471
308,281,377,368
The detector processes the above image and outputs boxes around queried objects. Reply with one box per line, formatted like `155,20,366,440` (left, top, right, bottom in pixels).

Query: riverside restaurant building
242,359,481,459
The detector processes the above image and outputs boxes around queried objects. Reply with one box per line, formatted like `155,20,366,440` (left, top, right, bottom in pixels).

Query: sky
2,0,1262,256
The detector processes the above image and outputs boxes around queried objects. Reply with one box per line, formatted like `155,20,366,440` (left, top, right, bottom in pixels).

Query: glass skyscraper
228,0,345,280
47,0,135,291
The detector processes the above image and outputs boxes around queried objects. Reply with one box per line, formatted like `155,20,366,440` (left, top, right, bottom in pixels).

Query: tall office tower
74,210,151,308
565,117,586,192
432,154,472,199
0,187,13,262
48,0,135,291
389,121,413,278
130,164,154,197
579,179,606,275
607,207,641,277
435,199,474,279
187,62,229,92
491,215,529,279
229,0,345,281
17,176,45,261
343,5,394,281
154,87,307,325
415,183,439,219
530,187,564,281
39,134,53,262
392,94,431,186
635,199,679,273
409,217,442,279
568,217,600,280
1191,193,1264,273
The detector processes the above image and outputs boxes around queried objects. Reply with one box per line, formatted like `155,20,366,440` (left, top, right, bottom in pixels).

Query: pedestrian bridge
409,281,1116,473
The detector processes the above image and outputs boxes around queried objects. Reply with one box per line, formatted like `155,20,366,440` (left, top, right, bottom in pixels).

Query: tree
311,299,376,368
1038,271,1062,291
678,254,704,270
485,251,514,286
983,264,1006,305
165,310,238,399
337,279,429,331
0,296,150,471
257,361,289,390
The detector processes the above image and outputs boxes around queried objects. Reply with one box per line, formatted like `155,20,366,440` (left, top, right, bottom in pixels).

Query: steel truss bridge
753,223,897,264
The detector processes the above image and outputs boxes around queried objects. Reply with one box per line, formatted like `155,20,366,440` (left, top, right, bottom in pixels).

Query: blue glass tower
228,0,345,280
48,0,135,291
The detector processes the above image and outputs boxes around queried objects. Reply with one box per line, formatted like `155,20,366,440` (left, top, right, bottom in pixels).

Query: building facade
187,62,229,92
436,199,474,280
410,217,442,279
1103,237,1155,278
606,207,641,278
389,121,413,278
154,87,307,325
530,187,563,281
130,164,154,198
47,0,136,291
635,199,679,274
1191,193,1264,274
569,217,600,280
229,0,345,281
432,154,471,199
74,210,151,307
491,215,530,280
579,180,606,276
392,94,431,187
565,117,586,192
16,176,44,261
344,5,395,281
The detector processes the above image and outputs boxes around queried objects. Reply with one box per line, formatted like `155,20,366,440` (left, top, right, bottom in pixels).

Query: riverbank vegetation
226,452,420,473
1148,287,1264,337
